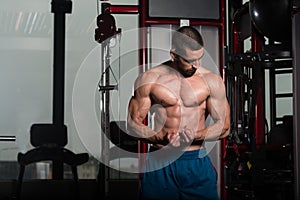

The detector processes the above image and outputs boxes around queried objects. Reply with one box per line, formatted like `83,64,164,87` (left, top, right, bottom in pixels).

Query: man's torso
147,64,211,149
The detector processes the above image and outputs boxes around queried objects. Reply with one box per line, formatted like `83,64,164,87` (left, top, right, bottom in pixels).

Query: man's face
173,48,204,78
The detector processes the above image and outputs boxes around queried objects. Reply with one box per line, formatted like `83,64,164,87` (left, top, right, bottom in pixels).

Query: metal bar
138,0,148,190
251,26,265,146
51,0,72,180
110,5,139,14
269,68,276,128
274,69,293,74
143,19,222,27
219,0,227,199
293,13,300,200
275,93,293,98
100,42,111,199
52,3,67,126
0,136,16,142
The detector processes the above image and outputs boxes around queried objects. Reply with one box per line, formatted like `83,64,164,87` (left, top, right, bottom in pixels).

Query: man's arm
127,94,155,139
195,74,230,141
127,73,163,144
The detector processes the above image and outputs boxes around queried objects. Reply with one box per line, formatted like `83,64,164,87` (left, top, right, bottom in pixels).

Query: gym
0,0,299,199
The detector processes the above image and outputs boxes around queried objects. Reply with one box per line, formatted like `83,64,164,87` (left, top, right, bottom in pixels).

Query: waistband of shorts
149,146,207,159
177,148,207,159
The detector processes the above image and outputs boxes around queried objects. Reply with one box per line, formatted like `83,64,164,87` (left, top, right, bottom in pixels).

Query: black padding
30,123,67,147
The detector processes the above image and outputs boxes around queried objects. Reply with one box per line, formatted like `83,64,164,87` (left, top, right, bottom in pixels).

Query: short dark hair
172,26,204,56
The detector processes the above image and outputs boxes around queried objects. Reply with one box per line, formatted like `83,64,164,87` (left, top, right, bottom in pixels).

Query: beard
178,65,197,77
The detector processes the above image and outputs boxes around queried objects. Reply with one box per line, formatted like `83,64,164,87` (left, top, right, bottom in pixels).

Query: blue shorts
139,147,219,200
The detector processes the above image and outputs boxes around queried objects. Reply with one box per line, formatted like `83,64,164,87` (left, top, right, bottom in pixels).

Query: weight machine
14,0,89,199
224,0,297,199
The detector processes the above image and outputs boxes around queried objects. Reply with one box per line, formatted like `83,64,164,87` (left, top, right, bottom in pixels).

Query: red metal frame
231,10,265,147
110,1,227,199
225,4,266,200
251,28,265,146
110,5,139,14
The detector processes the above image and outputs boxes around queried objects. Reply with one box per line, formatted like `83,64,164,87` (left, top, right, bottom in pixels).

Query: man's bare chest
150,75,210,107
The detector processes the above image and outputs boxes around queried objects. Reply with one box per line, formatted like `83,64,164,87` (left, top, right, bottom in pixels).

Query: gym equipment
249,0,292,42
95,2,122,198
293,12,300,200
109,121,138,154
0,136,15,142
15,0,89,199
224,1,295,199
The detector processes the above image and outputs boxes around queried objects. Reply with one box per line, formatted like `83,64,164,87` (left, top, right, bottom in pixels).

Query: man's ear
170,50,176,61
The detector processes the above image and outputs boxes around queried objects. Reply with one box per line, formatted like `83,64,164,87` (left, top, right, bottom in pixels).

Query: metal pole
51,0,72,180
99,42,111,199
292,12,300,200
0,136,16,142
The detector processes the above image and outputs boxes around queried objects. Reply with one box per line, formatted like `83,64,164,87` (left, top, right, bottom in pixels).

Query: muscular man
127,26,230,200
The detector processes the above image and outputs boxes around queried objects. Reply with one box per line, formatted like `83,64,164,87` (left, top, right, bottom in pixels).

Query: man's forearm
127,119,162,144
195,121,229,141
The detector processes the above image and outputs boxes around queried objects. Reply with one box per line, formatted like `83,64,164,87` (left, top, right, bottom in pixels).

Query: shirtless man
127,26,230,200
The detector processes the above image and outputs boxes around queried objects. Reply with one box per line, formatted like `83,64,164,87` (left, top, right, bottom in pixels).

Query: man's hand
165,129,181,147
179,126,195,144
165,127,195,148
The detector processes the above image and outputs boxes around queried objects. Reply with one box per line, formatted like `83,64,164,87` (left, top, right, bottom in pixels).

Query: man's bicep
128,95,151,124
207,85,231,133
206,97,224,120
127,95,152,139
206,75,228,115
206,84,229,121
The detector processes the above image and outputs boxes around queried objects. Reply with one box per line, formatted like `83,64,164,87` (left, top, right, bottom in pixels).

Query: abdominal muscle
148,67,209,151
151,102,207,151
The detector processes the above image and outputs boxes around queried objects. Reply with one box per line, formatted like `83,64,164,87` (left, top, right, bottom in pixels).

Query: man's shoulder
136,66,164,84
197,67,226,96
198,66,221,79
196,66,225,89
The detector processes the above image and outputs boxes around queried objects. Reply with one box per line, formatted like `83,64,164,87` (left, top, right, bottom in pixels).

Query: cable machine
94,1,122,198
